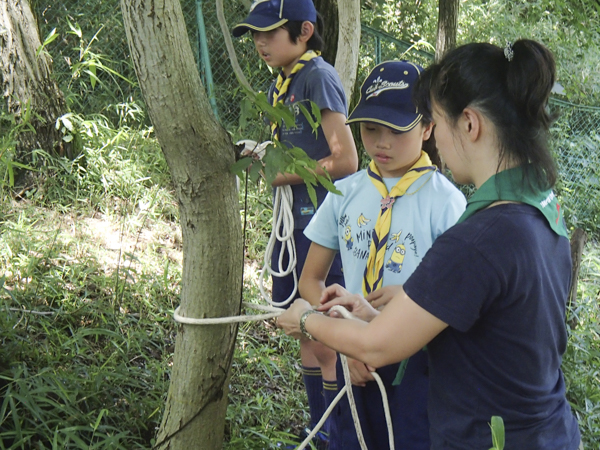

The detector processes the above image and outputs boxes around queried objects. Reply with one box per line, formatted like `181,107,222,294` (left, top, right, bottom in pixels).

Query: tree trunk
314,0,338,65
0,0,73,161
120,1,243,449
568,228,588,331
434,0,459,62
314,0,360,103
334,0,361,104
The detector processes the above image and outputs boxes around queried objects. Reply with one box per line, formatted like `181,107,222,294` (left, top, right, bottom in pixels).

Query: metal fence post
196,0,220,120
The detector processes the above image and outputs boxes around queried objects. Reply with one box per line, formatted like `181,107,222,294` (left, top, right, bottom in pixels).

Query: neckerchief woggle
270,50,320,140
362,151,436,297
457,164,568,238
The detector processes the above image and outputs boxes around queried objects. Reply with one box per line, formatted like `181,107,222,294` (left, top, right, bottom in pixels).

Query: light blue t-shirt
304,168,466,294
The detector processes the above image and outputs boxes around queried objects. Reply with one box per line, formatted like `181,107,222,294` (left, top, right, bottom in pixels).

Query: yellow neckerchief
362,151,436,296
270,50,320,139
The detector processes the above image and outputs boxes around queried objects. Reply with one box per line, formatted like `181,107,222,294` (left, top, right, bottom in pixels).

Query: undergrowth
0,116,599,448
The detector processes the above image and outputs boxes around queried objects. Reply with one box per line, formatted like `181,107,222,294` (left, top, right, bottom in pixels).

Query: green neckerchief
457,165,568,238
393,166,566,387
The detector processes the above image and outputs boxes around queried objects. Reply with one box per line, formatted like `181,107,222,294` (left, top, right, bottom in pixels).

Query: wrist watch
299,309,321,341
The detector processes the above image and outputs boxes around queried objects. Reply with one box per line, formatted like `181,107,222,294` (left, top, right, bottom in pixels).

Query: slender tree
435,0,459,62
0,0,74,163
314,0,361,103
120,0,243,448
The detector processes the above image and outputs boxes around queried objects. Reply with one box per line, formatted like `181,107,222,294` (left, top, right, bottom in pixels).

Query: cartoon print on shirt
357,213,371,227
385,244,406,273
343,225,354,250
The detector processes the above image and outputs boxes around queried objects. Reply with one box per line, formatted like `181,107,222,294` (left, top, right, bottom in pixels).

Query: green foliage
550,105,600,236
231,89,341,207
489,416,505,450
0,105,36,192
458,0,600,105
563,244,600,447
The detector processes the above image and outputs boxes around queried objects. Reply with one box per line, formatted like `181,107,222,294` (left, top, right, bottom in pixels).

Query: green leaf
36,28,59,58
316,174,342,195
248,160,263,183
230,156,253,177
489,416,505,450
306,182,318,208
296,101,319,136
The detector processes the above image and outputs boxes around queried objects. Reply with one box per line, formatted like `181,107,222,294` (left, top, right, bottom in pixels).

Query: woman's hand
366,285,403,310
347,358,376,387
318,293,379,322
275,298,313,339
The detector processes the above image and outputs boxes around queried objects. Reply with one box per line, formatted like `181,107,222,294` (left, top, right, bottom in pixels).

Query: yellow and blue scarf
362,152,436,296
270,50,320,139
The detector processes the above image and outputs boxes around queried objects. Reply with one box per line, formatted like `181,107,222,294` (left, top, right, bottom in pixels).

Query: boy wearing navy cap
233,1,358,447
299,61,466,449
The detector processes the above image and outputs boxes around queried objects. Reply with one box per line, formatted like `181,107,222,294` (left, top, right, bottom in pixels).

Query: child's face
252,27,306,75
361,122,432,178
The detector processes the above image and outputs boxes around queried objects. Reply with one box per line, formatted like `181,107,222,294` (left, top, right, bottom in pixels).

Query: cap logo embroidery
250,0,270,12
365,76,409,99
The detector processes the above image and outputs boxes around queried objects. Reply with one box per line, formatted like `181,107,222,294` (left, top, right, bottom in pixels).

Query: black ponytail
414,39,558,189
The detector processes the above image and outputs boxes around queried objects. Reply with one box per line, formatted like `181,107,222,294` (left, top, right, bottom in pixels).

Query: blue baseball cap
232,0,317,37
347,61,424,132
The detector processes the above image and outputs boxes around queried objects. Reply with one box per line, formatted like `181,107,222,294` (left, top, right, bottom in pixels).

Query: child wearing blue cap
298,60,466,449
233,1,358,447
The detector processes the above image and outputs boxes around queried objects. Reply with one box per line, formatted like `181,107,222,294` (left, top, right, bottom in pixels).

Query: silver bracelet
299,309,321,341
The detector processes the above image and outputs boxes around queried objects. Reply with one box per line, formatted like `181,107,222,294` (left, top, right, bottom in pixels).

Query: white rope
235,139,298,308
172,303,394,450
259,184,298,307
173,302,283,325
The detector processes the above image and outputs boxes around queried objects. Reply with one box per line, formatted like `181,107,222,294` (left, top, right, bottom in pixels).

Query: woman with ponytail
277,39,583,449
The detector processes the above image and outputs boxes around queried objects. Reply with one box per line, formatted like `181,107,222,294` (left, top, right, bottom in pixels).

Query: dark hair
283,13,325,51
414,39,557,188
420,117,441,168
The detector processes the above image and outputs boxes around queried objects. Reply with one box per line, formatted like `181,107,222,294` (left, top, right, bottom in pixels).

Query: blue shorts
332,349,430,450
271,229,344,308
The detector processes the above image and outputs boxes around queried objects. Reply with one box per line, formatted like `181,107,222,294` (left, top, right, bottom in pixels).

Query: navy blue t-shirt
404,203,581,449
268,56,348,229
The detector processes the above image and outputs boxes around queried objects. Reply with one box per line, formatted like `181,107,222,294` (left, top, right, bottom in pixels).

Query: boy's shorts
271,229,344,309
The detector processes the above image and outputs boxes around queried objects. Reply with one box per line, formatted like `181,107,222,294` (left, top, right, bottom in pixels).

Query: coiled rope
236,139,298,308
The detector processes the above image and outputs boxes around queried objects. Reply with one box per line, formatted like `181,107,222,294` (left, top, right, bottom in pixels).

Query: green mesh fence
32,0,600,235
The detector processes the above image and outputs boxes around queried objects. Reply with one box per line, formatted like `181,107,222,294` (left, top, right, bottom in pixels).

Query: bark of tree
0,0,72,161
334,0,361,104
314,0,360,104
120,1,243,449
314,0,338,65
434,0,459,62
568,228,588,331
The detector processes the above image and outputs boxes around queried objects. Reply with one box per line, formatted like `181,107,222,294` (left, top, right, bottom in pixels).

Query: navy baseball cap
232,0,317,37
347,61,424,132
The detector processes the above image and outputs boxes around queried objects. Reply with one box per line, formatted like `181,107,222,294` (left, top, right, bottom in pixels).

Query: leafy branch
230,88,341,207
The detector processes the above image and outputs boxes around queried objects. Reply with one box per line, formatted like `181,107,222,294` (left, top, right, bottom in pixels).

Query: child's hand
347,358,376,386
318,293,378,323
319,283,351,304
366,285,403,309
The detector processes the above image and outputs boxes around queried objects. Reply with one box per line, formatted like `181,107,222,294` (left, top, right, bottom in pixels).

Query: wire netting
31,0,600,235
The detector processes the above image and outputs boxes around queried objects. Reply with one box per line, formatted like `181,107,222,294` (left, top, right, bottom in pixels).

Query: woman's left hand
276,298,313,339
